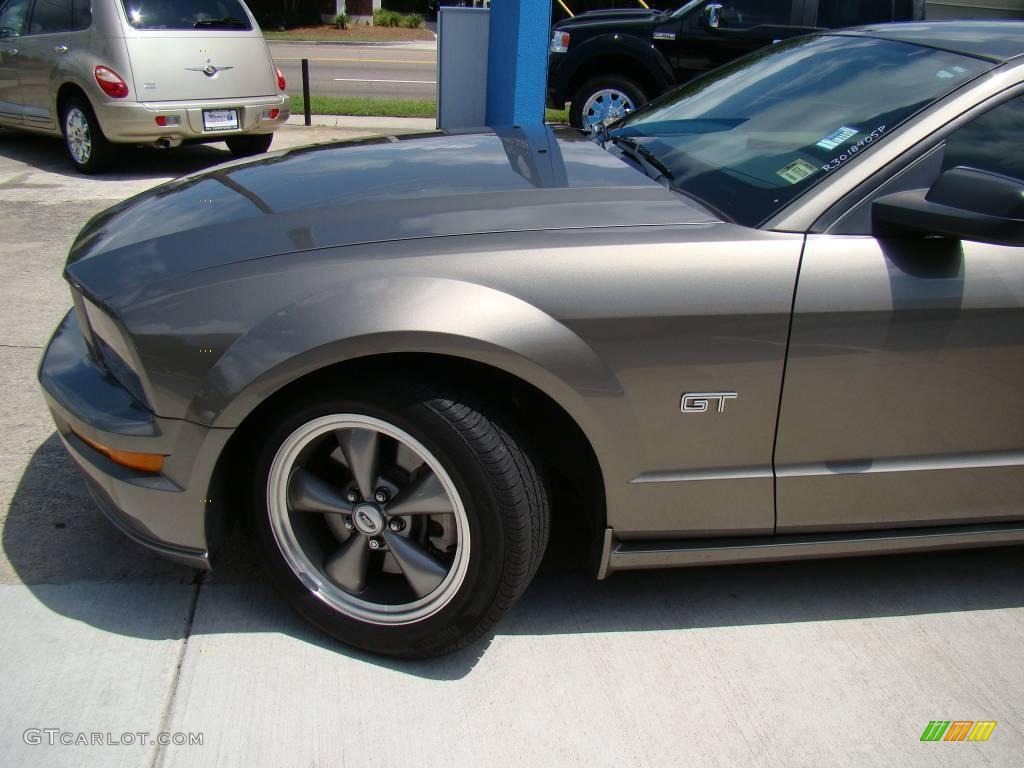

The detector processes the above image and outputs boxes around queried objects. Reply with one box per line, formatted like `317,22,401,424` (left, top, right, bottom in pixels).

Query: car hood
66,125,718,302
554,11,661,34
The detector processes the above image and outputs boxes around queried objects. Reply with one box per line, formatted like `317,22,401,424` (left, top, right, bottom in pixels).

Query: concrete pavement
0,119,1022,768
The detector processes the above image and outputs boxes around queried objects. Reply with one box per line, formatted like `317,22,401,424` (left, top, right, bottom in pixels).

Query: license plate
203,109,239,132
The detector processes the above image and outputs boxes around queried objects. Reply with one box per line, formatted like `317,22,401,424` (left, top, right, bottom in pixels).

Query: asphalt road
0,123,1022,768
269,41,438,102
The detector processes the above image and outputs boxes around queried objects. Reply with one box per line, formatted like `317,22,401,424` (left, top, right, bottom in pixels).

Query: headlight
79,294,149,408
550,31,570,54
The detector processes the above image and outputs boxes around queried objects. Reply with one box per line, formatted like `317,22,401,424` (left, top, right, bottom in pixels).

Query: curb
285,114,436,130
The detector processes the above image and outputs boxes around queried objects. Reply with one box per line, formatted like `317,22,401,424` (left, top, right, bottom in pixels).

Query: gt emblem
681,392,738,413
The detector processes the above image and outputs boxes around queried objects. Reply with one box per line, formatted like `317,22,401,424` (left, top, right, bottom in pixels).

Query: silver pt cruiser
38,23,1024,657
0,0,289,171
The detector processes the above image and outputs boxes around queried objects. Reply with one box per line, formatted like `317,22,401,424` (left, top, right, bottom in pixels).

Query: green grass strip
287,95,569,123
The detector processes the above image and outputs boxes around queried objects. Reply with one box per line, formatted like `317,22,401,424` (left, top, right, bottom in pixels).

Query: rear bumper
94,94,290,144
38,309,235,569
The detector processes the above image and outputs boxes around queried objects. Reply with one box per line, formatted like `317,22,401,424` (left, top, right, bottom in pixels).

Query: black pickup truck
548,1,924,129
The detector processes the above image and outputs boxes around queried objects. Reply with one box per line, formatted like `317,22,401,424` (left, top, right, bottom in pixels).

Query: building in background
927,0,1024,17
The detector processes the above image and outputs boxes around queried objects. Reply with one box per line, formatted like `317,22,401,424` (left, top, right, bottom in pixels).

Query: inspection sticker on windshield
776,158,818,185
816,126,858,151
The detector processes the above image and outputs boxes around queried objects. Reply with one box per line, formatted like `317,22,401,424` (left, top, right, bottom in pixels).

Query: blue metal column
485,0,553,127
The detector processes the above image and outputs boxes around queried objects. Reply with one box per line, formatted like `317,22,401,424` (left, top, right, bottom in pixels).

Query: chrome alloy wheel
65,107,92,166
581,88,635,131
267,415,471,625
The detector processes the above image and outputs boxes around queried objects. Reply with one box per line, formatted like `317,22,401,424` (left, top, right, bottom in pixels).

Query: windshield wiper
193,16,247,27
609,136,674,183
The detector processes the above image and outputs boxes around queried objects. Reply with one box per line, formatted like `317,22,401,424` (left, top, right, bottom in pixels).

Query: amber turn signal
72,430,165,473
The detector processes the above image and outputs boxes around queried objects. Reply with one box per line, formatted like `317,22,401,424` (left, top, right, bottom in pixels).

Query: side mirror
872,167,1024,247
704,2,722,29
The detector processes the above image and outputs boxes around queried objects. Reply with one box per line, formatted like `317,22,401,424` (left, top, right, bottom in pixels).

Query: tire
569,75,647,131
225,133,274,158
247,377,550,658
62,96,112,174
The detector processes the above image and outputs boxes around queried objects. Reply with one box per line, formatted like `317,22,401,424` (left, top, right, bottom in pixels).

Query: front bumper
38,309,234,569
547,53,567,109
94,94,290,144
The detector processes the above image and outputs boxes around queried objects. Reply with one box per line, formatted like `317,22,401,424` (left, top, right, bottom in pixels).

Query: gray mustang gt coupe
39,23,1024,657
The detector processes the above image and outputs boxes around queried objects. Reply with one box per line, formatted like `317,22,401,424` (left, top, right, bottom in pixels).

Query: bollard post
301,58,312,127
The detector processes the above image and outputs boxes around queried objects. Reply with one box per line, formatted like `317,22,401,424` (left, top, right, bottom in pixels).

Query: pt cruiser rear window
121,0,252,30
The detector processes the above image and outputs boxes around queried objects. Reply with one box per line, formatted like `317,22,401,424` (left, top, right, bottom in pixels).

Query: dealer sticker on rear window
776,158,818,185
816,126,858,151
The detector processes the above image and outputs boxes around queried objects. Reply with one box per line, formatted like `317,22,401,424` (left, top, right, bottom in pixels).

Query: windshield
121,0,252,30
610,34,990,226
670,0,704,18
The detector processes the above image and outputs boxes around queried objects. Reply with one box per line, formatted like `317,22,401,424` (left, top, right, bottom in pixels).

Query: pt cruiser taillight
275,65,286,91
94,66,129,99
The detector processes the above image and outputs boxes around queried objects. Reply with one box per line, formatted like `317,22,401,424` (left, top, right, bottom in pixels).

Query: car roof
833,21,1024,64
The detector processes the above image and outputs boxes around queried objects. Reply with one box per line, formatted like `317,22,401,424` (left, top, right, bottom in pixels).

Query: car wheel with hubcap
570,76,647,132
225,133,274,158
62,96,112,174
249,380,550,658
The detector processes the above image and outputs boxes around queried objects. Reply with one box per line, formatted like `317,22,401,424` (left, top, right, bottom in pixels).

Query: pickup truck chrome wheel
570,75,647,131
268,415,470,625
581,88,635,130
65,108,92,165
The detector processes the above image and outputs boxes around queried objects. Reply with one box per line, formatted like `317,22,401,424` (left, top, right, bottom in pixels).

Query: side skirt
596,522,1024,579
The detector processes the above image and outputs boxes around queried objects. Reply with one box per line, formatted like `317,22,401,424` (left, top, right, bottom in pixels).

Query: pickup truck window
719,0,791,27
611,34,988,227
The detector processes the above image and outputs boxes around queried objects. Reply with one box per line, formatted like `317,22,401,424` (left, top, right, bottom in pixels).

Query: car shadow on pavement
0,128,235,181
5,434,1024,681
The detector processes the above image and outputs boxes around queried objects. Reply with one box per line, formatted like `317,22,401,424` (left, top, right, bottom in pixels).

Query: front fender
190,275,622,468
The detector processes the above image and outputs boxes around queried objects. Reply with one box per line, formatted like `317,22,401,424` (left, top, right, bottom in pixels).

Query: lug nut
368,539,381,550
343,519,354,531
374,487,390,504
389,519,404,532
345,489,360,503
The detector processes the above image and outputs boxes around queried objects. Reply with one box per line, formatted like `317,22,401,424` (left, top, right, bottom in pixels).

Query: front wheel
248,380,550,658
569,76,647,132
225,133,274,158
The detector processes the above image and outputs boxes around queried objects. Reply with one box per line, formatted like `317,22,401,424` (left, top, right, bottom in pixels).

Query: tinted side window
720,0,792,27
0,0,30,36
943,94,1024,183
72,0,91,30
28,0,73,33
817,1,893,27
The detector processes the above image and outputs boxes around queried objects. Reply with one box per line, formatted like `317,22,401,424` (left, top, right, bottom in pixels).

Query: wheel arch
55,82,90,129
209,351,609,572
563,38,674,105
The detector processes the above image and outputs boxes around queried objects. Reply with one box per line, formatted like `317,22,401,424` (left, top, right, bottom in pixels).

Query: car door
14,0,81,129
0,0,30,124
673,0,810,81
774,90,1024,533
